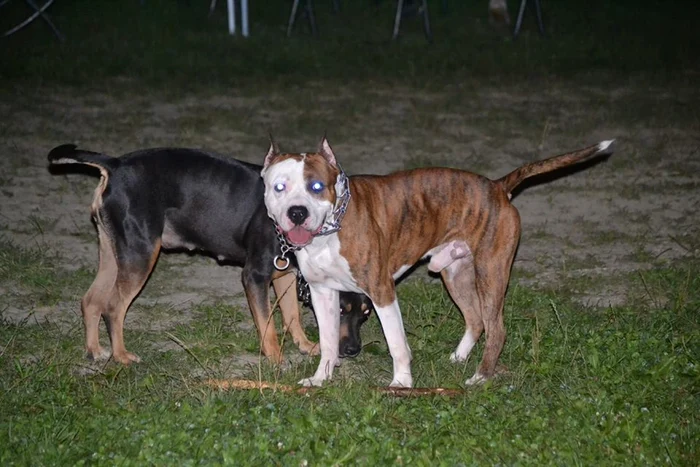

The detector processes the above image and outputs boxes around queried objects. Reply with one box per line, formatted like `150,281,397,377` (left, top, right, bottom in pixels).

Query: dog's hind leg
81,224,119,362
272,272,319,356
440,255,483,365
468,276,507,385
467,212,520,385
104,237,162,365
81,223,161,364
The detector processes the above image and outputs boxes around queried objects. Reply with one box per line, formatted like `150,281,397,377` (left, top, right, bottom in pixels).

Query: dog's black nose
288,205,309,226
339,339,362,358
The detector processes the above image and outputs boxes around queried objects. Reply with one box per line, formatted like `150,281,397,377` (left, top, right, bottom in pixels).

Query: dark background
2,0,698,90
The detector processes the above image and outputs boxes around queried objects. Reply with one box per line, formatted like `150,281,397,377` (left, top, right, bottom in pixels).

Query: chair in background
209,0,249,36
1,0,64,41
392,0,432,42
513,0,545,38
287,0,318,37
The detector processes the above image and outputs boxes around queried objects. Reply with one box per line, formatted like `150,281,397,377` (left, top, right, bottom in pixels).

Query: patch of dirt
1,82,698,357
2,302,81,328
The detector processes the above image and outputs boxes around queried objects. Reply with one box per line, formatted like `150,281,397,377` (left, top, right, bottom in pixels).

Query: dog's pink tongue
287,226,313,246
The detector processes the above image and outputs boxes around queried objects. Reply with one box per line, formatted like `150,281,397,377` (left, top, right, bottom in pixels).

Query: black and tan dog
48,144,371,365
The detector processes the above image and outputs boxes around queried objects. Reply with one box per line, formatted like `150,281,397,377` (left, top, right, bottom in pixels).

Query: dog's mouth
285,225,320,247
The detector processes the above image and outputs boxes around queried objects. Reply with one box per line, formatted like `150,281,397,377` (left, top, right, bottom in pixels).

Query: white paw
389,374,413,388
465,372,487,386
450,351,467,363
298,377,325,387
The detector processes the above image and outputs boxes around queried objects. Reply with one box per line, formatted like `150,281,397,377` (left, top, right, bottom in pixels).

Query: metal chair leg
513,0,527,37
305,0,317,37
3,0,64,41
240,0,248,36
392,0,404,40
287,0,301,36
421,0,432,42
393,0,432,42
533,0,545,35
288,0,317,37
513,0,545,38
227,0,236,35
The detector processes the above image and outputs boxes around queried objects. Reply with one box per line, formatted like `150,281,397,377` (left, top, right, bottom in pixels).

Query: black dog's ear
263,134,280,169
317,134,338,168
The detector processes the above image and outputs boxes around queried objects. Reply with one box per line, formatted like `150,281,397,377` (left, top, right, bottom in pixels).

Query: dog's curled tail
48,144,119,215
47,144,118,172
497,140,615,195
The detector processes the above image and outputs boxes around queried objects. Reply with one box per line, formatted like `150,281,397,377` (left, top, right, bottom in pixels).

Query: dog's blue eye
274,182,286,193
309,181,324,194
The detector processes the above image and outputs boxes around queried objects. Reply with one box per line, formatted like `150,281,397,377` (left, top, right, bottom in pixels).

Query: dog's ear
318,135,338,168
268,133,280,154
263,135,279,169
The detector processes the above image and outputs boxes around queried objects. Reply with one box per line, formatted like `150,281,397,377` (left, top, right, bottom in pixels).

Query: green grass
0,259,697,464
0,237,93,307
1,0,699,463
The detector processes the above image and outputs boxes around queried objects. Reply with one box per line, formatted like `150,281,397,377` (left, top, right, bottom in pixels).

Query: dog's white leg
299,285,340,387
374,300,413,388
450,334,477,363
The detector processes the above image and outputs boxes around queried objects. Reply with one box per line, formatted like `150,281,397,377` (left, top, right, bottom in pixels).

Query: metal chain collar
317,164,351,237
273,226,299,271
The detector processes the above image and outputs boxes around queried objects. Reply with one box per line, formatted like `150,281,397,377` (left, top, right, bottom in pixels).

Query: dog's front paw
298,377,325,387
389,374,413,388
449,351,466,363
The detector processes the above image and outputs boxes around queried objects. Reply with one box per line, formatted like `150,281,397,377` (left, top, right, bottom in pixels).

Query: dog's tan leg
242,270,283,364
440,257,484,364
272,272,319,356
105,239,162,365
81,224,118,361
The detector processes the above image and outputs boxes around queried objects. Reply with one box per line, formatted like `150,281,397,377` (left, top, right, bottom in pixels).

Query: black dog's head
339,292,373,358
297,274,372,358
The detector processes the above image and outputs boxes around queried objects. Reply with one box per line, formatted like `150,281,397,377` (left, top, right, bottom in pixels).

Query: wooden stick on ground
205,379,464,397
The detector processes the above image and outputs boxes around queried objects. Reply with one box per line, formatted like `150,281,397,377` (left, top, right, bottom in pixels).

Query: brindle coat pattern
263,138,613,386
320,166,519,381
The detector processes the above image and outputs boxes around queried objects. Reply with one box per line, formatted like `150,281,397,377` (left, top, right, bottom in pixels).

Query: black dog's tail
48,144,119,215
47,144,119,172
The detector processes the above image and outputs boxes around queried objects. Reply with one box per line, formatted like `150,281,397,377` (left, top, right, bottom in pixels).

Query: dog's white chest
296,235,362,293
